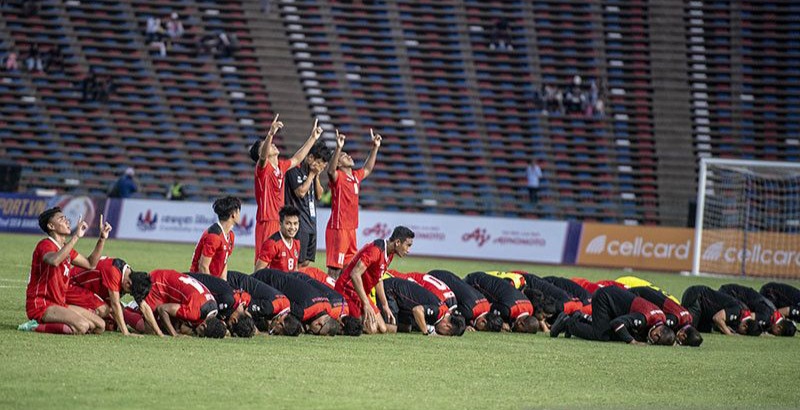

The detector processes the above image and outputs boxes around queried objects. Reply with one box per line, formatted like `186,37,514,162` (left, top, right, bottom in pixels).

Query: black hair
129,271,152,305
255,316,269,333
279,205,301,222
38,207,62,234
485,311,504,332
310,140,333,162
112,258,128,275
654,325,676,346
341,316,363,336
781,320,796,337
514,315,539,334
282,314,302,337
201,317,227,339
389,226,415,242
213,196,241,221
523,288,557,316
319,316,340,337
231,316,256,338
744,319,762,336
449,314,467,337
249,139,262,163
682,326,703,347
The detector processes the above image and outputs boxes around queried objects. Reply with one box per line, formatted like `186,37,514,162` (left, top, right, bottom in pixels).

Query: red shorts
66,285,106,312
256,220,281,260
341,289,379,319
325,228,357,269
26,297,66,321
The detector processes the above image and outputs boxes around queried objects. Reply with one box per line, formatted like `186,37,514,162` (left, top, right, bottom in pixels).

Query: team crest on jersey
233,214,254,235
293,250,299,258
137,210,158,231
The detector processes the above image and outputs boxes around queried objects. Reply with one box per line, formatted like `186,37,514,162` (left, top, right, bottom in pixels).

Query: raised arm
362,128,382,179
258,114,283,168
79,214,112,269
288,119,323,168
43,217,87,267
326,129,345,182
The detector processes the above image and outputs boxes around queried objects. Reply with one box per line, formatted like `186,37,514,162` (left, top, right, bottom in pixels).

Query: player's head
308,314,339,336
388,226,415,258
474,311,503,332
113,259,133,293
249,139,262,163
523,288,556,320
269,312,302,337
38,207,68,236
435,313,467,337
512,314,539,334
337,150,354,168
771,316,796,337
196,316,227,339
738,317,762,336
213,196,241,223
676,325,703,347
647,323,676,346
129,271,152,305
340,316,363,336
230,315,256,338
308,140,332,164
278,205,300,239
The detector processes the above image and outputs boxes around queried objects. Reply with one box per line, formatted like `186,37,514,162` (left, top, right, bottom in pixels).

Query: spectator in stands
217,32,238,58
565,75,586,115
108,167,138,199
146,16,167,57
95,74,114,102
24,43,43,73
526,159,543,205
80,67,98,102
2,52,18,71
44,45,65,74
166,181,186,201
490,19,513,51
166,13,184,41
543,84,562,115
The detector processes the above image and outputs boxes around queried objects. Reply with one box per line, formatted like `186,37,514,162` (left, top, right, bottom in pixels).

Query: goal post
692,158,800,278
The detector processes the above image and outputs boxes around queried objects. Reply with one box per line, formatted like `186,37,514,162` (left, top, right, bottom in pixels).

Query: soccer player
543,276,592,305
615,275,681,304
485,270,582,328
285,140,332,267
21,207,112,335
325,128,382,278
382,278,466,336
297,265,337,289
463,271,539,333
681,285,759,336
571,277,628,295
251,115,324,254
139,269,226,338
190,196,241,280
387,270,458,311
285,270,363,336
427,270,502,332
627,286,702,346
68,257,151,336
720,283,795,337
760,282,800,322
226,270,297,336
187,272,255,337
335,226,414,334
551,286,675,346
255,205,301,272
253,269,338,336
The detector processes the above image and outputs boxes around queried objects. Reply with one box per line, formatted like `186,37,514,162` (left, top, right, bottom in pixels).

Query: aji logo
362,222,391,239
137,210,158,231
462,228,491,247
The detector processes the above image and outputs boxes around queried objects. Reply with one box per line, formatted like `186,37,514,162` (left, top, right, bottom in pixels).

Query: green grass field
1,232,798,409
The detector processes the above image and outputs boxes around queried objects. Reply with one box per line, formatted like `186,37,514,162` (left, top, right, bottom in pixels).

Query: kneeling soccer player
140,269,225,338
427,270,502,332
382,278,466,336
253,269,338,336
226,270,298,336
720,283,795,337
681,285,759,336
464,272,539,333
628,286,702,346
760,282,800,323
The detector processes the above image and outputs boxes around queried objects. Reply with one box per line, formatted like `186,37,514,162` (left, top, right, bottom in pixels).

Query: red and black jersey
464,272,533,323
286,271,347,319
69,257,126,301
389,270,457,310
298,266,337,289
187,273,236,321
144,270,217,326
543,276,592,305
253,269,331,323
427,270,490,325
383,278,447,328
190,223,234,278
572,277,628,295
226,270,290,320
681,285,749,331
720,284,780,330
760,282,800,320
592,286,666,343
628,286,692,330
256,231,300,272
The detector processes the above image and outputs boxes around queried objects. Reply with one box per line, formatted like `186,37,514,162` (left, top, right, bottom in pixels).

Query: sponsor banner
700,230,800,277
0,193,105,236
115,199,258,246
315,209,568,263
577,223,693,271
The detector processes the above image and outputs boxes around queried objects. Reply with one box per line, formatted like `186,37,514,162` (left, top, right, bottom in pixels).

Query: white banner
115,199,568,263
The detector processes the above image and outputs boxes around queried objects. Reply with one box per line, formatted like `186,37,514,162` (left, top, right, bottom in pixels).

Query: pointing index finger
273,113,280,123
313,118,318,129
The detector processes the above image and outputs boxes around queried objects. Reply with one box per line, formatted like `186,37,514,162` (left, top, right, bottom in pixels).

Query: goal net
692,158,800,278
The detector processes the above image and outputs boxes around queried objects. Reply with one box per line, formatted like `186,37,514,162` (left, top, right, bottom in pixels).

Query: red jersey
255,158,292,222
69,257,124,301
389,270,457,305
27,237,78,307
190,223,234,278
144,270,216,325
630,297,667,328
257,231,300,272
335,239,392,301
298,266,336,289
327,168,365,230
572,277,628,294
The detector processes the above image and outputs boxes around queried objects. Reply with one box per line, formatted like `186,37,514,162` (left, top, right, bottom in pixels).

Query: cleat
18,320,39,332
549,312,569,338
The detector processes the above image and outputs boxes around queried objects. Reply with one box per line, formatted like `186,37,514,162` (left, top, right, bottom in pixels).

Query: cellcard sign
577,223,694,271
0,193,105,236
115,199,258,247
699,230,800,277
315,209,569,263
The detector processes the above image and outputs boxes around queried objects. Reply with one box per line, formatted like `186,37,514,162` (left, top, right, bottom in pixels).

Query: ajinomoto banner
576,223,694,271
699,230,800,277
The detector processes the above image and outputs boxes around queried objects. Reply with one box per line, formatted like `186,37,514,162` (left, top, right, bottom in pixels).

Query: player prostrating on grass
254,205,300,272
325,128,382,279
251,115,324,254
335,226,413,334
20,208,112,335
427,270,502,332
226,270,297,336
190,196,241,280
382,278,466,336
464,271,539,333
681,285,760,337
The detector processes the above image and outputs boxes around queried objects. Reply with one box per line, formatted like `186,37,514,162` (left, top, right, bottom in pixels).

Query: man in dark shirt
187,273,254,337
543,276,592,305
226,270,297,336
464,272,538,333
628,286,702,346
285,270,363,336
253,269,339,336
720,283,795,337
427,270,502,332
681,285,760,336
382,278,465,336
760,282,800,322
